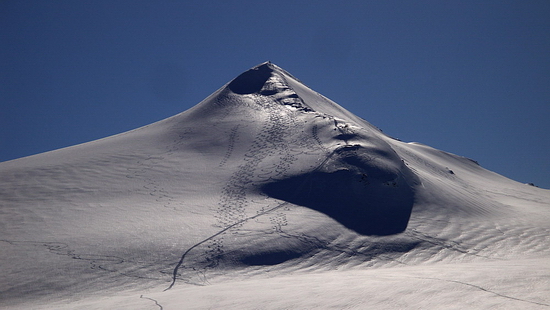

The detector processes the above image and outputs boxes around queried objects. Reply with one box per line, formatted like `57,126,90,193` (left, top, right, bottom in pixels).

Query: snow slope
1,62,549,309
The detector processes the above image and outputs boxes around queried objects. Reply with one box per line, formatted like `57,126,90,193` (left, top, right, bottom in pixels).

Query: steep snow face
221,62,421,235
1,62,549,309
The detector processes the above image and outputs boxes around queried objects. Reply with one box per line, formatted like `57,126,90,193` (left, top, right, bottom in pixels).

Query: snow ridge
229,62,314,112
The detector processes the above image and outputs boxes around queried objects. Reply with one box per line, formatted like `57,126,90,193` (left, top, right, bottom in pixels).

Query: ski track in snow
406,275,550,308
218,124,240,168
139,295,164,309
164,200,291,291
168,89,303,288
0,239,125,269
165,75,360,288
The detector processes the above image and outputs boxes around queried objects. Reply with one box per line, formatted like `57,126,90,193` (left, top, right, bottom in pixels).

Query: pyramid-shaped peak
228,62,276,94
223,62,314,112
220,62,379,126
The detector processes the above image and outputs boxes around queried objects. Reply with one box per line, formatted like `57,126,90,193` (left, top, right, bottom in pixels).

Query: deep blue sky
1,1,549,188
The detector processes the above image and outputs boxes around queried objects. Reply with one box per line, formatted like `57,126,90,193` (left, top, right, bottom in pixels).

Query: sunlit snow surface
1,63,549,309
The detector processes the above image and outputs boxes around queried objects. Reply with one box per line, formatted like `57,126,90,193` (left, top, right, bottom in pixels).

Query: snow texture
1,62,549,309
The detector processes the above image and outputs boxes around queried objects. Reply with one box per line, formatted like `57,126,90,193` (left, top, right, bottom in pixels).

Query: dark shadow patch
334,133,357,141
240,250,303,266
368,240,420,254
228,64,273,94
262,168,416,236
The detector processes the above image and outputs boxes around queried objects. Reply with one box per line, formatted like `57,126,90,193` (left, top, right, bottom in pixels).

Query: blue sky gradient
1,1,549,188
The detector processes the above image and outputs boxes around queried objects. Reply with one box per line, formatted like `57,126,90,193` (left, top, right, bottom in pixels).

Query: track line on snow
0,239,125,268
405,229,497,260
410,276,550,307
0,239,165,281
167,82,357,290
219,124,240,167
140,295,164,309
165,201,289,291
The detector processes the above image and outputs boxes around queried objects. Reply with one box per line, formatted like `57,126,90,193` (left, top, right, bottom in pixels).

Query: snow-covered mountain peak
1,63,550,309
227,62,274,95
226,62,313,112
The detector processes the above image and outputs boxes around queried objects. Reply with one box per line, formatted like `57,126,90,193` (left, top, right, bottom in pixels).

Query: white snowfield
1,62,549,309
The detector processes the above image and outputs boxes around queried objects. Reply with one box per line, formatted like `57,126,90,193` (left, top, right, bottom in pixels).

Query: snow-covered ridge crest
227,61,313,112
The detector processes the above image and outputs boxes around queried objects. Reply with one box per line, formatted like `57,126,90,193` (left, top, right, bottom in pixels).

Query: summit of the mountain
228,62,275,95
225,62,314,112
